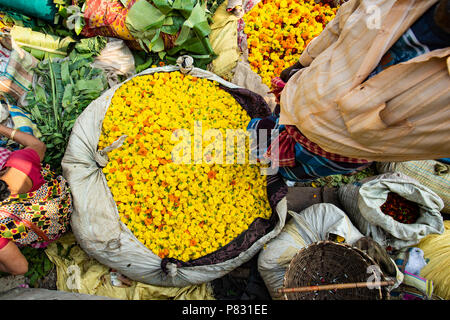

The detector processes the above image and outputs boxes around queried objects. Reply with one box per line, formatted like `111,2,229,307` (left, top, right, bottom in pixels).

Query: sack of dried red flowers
338,172,445,250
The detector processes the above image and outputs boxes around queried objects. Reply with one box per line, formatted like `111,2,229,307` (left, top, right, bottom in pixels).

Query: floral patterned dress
0,165,72,248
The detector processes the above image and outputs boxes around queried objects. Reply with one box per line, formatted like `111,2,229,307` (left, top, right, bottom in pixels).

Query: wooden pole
278,281,395,294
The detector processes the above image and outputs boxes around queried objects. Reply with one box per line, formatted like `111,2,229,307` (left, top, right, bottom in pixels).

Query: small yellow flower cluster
243,0,338,87
98,71,272,262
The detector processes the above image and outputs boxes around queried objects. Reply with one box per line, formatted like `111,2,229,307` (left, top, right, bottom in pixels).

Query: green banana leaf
161,15,184,35
10,26,75,60
127,0,166,31
172,0,197,18
125,0,215,66
74,36,107,56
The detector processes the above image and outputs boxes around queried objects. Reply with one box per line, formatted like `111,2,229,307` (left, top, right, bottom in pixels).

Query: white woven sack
338,172,444,250
62,59,287,287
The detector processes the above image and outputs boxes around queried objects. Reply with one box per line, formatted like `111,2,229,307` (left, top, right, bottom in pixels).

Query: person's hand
280,61,303,83
0,125,46,161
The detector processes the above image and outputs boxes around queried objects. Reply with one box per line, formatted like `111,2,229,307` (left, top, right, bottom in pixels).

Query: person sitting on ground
0,123,72,275
250,0,450,182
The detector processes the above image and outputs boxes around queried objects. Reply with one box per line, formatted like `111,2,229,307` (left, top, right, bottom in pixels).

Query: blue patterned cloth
0,100,41,150
248,111,368,182
369,3,450,78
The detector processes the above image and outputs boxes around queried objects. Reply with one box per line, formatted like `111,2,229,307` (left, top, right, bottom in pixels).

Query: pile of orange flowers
243,0,338,86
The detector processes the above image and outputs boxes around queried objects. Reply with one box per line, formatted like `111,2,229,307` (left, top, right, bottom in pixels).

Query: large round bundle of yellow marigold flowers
243,0,338,87
98,71,272,262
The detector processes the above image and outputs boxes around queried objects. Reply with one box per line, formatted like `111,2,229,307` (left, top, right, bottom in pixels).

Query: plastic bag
207,2,240,81
91,38,136,87
61,59,288,287
338,172,445,250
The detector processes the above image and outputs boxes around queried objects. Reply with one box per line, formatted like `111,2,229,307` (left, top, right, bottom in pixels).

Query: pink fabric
4,148,45,192
0,237,9,250
0,147,12,170
266,130,297,167
269,77,286,104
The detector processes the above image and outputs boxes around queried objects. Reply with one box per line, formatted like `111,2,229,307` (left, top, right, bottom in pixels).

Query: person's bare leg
0,241,28,275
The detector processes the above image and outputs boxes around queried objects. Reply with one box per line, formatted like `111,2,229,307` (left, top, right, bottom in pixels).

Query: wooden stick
278,281,395,294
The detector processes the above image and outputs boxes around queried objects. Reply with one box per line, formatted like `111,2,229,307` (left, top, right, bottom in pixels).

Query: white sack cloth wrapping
61,64,287,287
338,172,445,250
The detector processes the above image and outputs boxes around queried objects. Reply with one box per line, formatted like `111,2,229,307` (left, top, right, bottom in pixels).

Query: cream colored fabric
45,233,215,300
280,0,450,162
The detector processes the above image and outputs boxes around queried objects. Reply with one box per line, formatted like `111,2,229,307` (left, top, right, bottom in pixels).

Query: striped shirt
280,0,450,162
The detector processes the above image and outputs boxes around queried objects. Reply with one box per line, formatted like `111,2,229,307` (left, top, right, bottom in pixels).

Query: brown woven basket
282,241,389,300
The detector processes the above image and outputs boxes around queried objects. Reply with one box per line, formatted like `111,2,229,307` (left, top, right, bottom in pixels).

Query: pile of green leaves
20,247,54,287
133,50,168,73
53,0,87,35
23,51,107,174
126,0,216,70
308,165,377,188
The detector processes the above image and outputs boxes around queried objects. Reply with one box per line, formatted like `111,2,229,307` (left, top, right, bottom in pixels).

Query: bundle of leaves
20,247,54,288
125,0,216,69
23,51,107,174
53,0,87,35
308,165,377,188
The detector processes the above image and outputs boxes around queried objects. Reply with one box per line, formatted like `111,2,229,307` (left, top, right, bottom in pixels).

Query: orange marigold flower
207,170,217,179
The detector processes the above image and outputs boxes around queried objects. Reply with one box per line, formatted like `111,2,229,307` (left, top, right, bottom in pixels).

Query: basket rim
282,240,387,300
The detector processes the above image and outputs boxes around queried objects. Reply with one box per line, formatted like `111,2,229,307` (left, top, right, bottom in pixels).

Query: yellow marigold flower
243,0,338,87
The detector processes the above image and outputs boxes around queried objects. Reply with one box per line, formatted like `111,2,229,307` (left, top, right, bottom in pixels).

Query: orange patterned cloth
81,0,137,40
